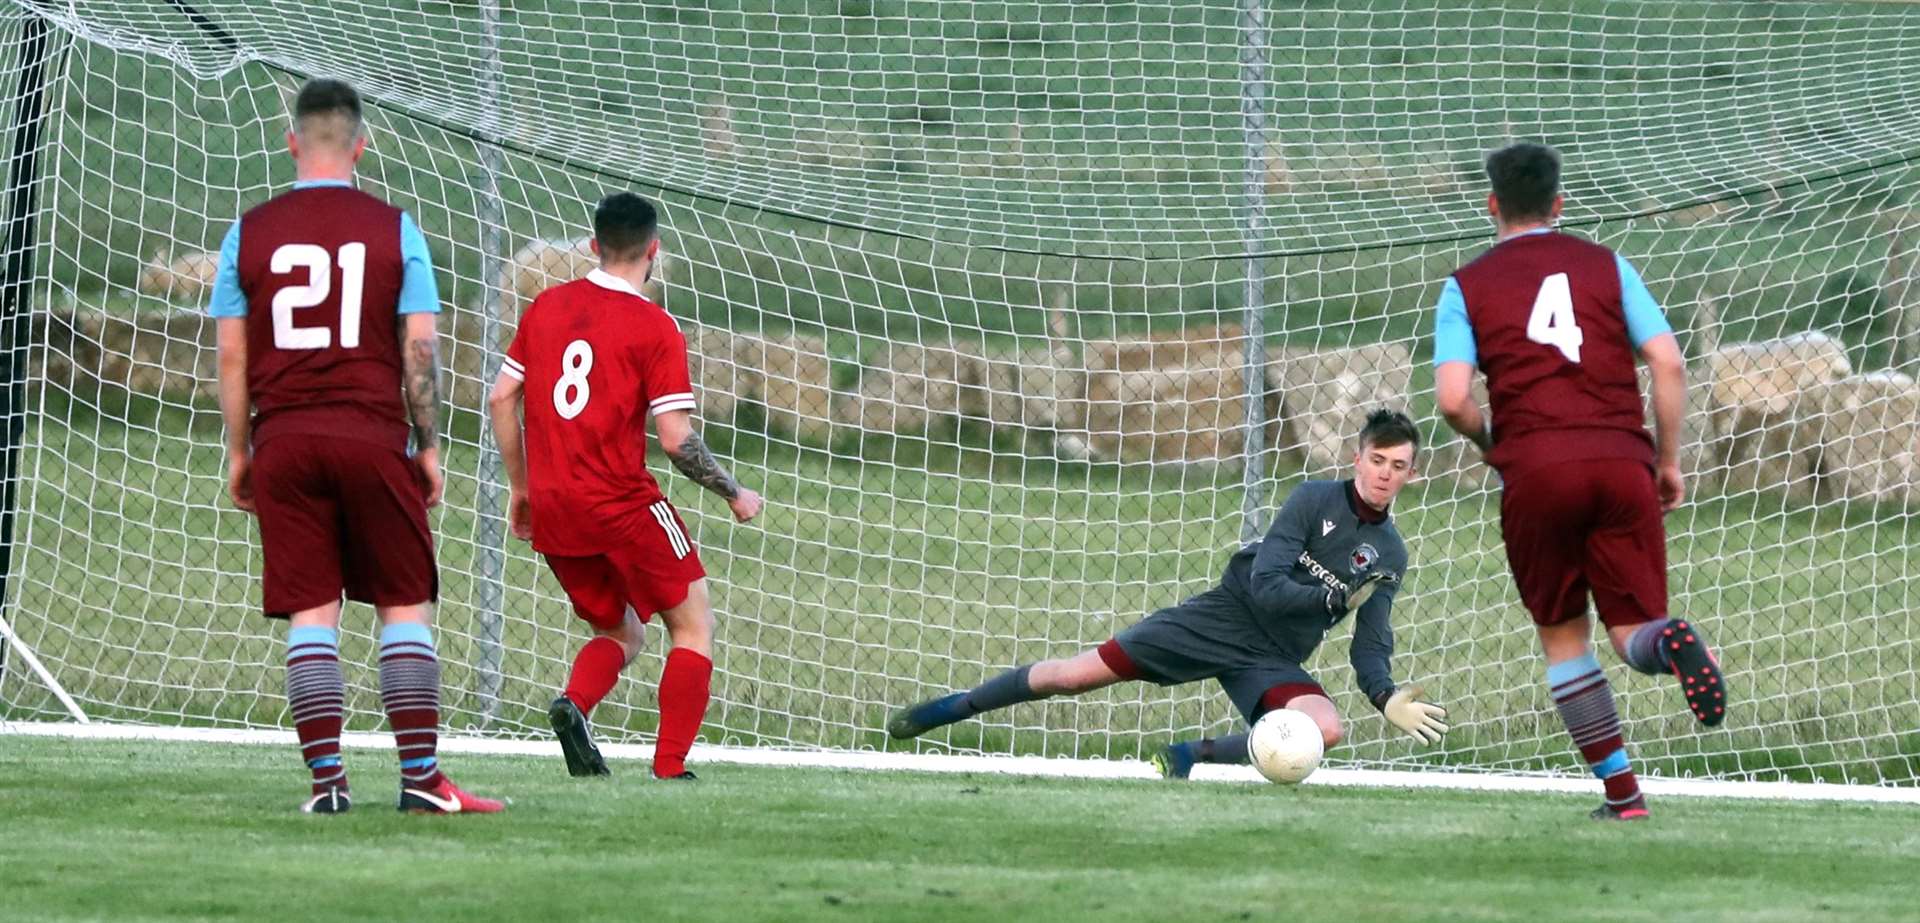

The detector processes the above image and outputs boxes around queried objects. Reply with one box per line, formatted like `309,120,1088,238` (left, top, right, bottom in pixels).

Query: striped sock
378,622,445,791
286,626,347,796
1548,652,1644,812
1622,618,1676,675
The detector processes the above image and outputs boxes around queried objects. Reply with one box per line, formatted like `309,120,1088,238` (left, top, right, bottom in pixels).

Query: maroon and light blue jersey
1431,229,1671,475
208,179,440,452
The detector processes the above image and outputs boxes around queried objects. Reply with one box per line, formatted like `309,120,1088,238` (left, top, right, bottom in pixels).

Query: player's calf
377,620,447,791
286,625,349,799
888,664,1046,740
1547,651,1649,818
889,648,1128,740
562,636,631,719
653,587,716,779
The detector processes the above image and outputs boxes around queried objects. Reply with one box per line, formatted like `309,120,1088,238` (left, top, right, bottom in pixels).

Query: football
1247,708,1325,784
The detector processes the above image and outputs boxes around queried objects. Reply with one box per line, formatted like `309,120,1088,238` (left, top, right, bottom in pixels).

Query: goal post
2,1,1919,792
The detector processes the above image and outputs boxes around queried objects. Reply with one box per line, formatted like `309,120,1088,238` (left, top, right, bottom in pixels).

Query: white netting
2,0,1918,786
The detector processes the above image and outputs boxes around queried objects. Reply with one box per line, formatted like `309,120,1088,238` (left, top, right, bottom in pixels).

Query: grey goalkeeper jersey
1217,479,1409,706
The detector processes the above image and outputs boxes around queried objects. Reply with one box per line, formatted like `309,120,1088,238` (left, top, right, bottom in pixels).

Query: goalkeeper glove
1381,685,1449,745
1324,571,1392,616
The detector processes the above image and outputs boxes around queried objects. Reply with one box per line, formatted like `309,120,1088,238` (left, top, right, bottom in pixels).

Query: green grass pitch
3,736,1919,923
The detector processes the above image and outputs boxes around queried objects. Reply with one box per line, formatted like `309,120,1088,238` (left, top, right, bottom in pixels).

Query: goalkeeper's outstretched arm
1352,593,1449,745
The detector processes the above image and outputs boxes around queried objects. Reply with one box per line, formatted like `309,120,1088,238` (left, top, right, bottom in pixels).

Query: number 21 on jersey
554,339,593,419
271,242,365,350
1526,272,1584,363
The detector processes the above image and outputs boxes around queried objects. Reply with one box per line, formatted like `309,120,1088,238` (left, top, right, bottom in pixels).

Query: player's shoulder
626,294,685,343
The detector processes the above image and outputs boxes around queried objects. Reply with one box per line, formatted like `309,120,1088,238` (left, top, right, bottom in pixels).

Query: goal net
3,0,1918,788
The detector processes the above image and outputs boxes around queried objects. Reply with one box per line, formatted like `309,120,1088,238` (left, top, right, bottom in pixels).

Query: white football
1247,708,1324,784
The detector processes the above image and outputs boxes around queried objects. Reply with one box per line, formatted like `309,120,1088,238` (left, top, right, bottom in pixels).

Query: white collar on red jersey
586,268,642,296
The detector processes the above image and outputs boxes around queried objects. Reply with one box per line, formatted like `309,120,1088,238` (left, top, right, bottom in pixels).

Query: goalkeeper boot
300,786,351,815
1589,802,1650,822
1150,742,1196,780
1662,619,1728,727
548,695,611,777
658,769,699,781
886,692,971,740
399,776,506,815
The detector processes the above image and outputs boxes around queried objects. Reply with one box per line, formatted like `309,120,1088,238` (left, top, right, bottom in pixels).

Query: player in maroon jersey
488,192,762,780
212,78,501,815
1432,142,1726,820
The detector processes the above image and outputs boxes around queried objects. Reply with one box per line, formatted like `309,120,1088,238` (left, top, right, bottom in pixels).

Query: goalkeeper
889,409,1449,776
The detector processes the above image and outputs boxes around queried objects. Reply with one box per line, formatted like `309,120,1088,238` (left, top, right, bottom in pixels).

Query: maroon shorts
251,435,437,618
1499,458,1668,629
543,501,706,630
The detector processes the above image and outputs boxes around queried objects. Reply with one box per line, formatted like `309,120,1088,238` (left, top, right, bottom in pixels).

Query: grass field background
4,737,1920,923
3,1,1919,788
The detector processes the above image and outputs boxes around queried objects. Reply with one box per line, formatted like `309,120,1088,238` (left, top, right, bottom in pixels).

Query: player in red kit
1433,142,1726,820
212,78,501,814
489,192,762,780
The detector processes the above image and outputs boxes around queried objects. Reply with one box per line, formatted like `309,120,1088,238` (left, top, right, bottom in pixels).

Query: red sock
564,637,627,715
653,648,712,778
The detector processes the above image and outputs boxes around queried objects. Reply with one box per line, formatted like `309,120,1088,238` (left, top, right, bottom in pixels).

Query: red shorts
543,501,706,630
1499,458,1668,629
251,434,437,618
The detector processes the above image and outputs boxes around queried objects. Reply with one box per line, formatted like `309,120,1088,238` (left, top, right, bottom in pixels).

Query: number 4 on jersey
1526,272,1583,363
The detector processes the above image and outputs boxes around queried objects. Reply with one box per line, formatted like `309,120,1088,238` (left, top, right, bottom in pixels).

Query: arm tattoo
403,337,439,449
667,429,741,500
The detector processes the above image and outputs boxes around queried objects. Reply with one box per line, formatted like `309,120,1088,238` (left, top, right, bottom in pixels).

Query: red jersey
1451,231,1654,475
236,185,411,451
504,270,696,556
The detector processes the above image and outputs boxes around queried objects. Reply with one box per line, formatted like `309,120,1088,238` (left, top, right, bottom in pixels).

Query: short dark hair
1357,408,1419,454
593,192,660,262
292,78,363,147
1484,142,1561,222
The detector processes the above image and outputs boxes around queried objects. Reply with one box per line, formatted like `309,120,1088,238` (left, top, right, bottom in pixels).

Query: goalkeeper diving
889,409,1449,775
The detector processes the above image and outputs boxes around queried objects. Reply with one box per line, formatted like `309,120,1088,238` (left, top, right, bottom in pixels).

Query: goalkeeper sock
378,622,445,791
564,637,627,715
286,626,347,796
1548,652,1643,811
1621,619,1676,675
653,647,712,778
1195,734,1252,765
963,664,1039,714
